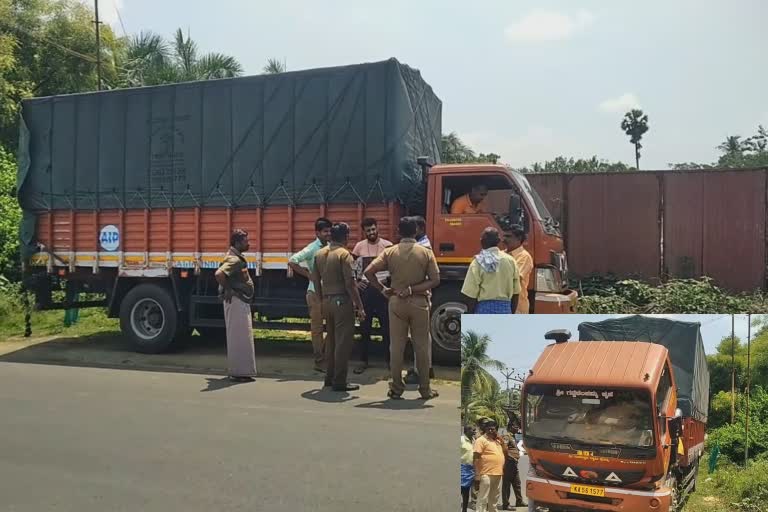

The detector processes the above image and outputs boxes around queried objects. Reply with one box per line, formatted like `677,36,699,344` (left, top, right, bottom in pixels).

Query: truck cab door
431,174,515,263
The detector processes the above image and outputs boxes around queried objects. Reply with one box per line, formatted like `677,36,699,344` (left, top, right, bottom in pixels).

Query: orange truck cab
522,316,709,512
421,161,576,320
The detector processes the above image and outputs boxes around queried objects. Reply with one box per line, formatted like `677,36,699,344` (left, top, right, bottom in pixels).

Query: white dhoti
223,296,256,377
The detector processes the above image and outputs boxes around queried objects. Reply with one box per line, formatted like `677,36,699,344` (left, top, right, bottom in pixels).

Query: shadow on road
301,388,359,403
354,399,434,411
200,377,256,392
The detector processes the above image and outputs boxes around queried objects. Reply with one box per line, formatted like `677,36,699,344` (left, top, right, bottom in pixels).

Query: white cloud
504,9,594,44
599,93,641,114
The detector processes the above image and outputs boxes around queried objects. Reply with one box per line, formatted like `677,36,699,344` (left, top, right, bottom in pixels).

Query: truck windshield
508,170,560,236
525,385,654,448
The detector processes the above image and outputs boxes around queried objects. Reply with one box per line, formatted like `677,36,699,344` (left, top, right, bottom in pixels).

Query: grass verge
685,458,768,512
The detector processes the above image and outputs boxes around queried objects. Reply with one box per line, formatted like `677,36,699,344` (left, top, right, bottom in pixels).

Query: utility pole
731,314,735,424
500,367,516,407
745,314,751,465
94,0,102,90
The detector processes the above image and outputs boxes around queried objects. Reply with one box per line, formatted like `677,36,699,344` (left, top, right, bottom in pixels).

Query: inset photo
460,314,764,512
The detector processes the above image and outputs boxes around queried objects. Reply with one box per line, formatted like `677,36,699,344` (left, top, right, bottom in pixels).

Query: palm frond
173,28,198,79
195,53,244,79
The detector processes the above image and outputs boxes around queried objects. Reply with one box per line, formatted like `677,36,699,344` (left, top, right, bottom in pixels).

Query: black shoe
387,390,403,400
229,376,254,382
515,501,528,507
323,380,333,388
332,384,360,392
418,389,439,400
501,506,510,511
313,366,326,373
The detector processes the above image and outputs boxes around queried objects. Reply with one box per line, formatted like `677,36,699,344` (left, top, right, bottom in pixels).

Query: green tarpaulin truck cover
578,315,710,423
17,58,442,212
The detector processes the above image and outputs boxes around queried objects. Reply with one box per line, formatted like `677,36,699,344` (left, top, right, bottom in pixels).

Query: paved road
0,362,457,512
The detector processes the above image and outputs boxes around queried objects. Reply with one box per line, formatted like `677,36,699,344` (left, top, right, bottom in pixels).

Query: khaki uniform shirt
370,239,439,306
312,243,355,297
502,432,521,462
218,247,254,301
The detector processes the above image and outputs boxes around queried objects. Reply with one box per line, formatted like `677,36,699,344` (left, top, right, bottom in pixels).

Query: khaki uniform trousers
389,295,432,396
306,291,325,367
322,294,355,388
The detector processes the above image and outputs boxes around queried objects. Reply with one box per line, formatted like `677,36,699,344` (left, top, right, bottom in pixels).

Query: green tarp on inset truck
578,315,710,423
17,58,442,214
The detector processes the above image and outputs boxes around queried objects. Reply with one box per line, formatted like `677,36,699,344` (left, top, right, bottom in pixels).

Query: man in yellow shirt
504,225,533,314
473,419,507,512
461,227,520,314
450,184,489,214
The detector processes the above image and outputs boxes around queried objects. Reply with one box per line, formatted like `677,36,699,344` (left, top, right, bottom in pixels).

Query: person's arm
472,438,483,481
411,251,440,293
460,262,480,313
364,252,390,296
288,244,313,280
215,258,235,302
449,201,462,215
310,259,322,299
343,253,365,321
511,294,519,313
509,256,521,313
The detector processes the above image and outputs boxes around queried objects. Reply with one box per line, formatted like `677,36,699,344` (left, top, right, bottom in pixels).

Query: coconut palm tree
461,330,505,418
466,380,514,427
119,28,243,87
717,135,744,156
263,58,286,74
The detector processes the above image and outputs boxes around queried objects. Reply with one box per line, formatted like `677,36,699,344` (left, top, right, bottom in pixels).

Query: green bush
576,276,766,314
707,387,768,464
0,144,21,281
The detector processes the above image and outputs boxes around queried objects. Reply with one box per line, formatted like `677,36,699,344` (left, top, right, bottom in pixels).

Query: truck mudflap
534,289,578,314
526,471,672,511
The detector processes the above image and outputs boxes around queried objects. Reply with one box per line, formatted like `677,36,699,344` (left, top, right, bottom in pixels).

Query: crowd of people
215,215,440,399
212,186,535,397
461,418,526,512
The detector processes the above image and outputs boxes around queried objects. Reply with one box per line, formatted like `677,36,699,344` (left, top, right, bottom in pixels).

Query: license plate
570,484,605,497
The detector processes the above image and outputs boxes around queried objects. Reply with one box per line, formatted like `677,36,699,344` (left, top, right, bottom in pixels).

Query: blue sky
461,314,761,386
96,0,767,169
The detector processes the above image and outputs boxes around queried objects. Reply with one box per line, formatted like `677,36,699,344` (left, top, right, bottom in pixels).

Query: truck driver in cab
450,183,489,214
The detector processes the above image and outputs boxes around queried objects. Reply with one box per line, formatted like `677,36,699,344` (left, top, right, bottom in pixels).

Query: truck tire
429,284,466,365
119,283,181,354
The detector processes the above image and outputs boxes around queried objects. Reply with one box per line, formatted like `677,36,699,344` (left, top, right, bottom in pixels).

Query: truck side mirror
544,329,571,343
509,192,522,217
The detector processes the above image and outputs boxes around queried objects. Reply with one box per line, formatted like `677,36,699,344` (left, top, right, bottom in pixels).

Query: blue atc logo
99,225,120,251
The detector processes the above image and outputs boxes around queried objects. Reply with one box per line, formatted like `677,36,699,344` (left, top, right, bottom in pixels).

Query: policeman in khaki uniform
311,222,365,392
364,217,440,400
501,418,526,509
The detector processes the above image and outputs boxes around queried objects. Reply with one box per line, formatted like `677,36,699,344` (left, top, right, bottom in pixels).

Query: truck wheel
430,285,466,365
119,283,180,354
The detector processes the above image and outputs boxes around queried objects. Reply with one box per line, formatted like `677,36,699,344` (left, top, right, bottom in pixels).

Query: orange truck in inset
522,316,709,511
17,59,576,363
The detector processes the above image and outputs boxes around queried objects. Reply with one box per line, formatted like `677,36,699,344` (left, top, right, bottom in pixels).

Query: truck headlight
550,251,569,283
536,267,564,293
